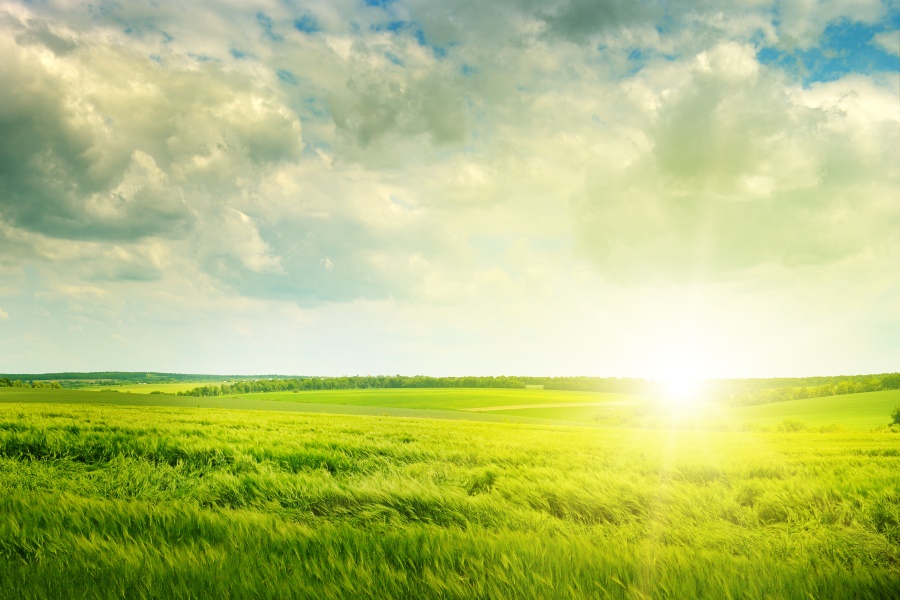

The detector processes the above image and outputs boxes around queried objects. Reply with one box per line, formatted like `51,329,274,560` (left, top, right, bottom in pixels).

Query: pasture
411,389,899,431
0,400,898,599
238,387,900,431
3,386,898,431
81,383,213,394
733,389,900,429
0,388,593,427
236,387,638,410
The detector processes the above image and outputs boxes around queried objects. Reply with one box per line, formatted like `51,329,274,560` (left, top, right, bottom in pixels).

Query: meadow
492,390,900,431
213,387,900,432
0,388,596,427
4,386,898,430
732,389,900,429
81,383,208,395
0,387,898,598
236,387,638,410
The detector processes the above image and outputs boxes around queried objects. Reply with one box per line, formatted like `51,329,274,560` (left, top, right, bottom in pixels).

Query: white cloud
570,42,899,282
873,29,900,56
774,0,886,48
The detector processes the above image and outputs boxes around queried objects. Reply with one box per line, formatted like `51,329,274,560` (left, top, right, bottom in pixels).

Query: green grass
488,404,639,426
0,388,595,428
5,386,898,431
237,387,637,410
731,389,900,429
474,390,900,431
0,402,898,598
220,387,900,432
81,383,208,394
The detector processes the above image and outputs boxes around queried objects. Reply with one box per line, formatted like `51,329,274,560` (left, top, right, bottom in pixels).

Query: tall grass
0,403,897,598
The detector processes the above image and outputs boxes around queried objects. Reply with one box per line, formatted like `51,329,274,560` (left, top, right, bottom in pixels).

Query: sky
0,0,898,378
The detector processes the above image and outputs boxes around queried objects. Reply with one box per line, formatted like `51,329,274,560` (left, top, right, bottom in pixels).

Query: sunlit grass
0,402,898,598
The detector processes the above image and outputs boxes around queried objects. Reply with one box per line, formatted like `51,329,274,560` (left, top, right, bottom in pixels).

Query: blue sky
758,18,899,83
0,0,898,377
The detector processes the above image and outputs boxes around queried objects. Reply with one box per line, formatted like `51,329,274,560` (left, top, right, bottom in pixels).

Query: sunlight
661,373,702,407
652,351,706,410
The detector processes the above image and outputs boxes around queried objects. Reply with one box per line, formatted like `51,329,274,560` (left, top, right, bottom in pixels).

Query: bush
776,419,806,433
891,406,900,426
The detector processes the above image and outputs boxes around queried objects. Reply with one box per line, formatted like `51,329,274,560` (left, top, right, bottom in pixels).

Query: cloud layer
0,0,897,376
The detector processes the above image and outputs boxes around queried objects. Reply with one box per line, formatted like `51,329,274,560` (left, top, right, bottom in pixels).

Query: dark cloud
0,18,302,243
330,66,468,155
15,18,77,54
539,0,661,42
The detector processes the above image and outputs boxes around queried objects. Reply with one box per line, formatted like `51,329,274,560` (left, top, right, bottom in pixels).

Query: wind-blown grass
0,402,897,598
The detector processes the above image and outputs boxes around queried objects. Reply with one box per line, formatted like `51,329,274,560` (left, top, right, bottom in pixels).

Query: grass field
81,383,214,394
4,386,898,431
462,390,900,431
733,390,900,429
238,387,900,431
0,388,597,428
487,404,639,425
237,388,638,410
0,401,898,599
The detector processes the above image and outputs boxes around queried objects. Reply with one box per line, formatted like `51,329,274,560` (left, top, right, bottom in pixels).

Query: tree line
0,378,61,389
0,371,274,388
726,373,900,406
175,375,652,397
175,372,900,403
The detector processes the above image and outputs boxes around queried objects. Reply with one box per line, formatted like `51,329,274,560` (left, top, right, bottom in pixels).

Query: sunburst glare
661,373,703,407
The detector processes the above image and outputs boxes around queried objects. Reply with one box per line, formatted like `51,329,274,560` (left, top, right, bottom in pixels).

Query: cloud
873,29,900,56
330,65,469,157
0,307,8,320
774,0,887,49
0,11,303,245
0,0,898,376
200,209,284,276
539,0,660,42
571,42,900,281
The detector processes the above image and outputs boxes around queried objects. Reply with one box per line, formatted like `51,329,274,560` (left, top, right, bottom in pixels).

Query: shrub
777,419,806,432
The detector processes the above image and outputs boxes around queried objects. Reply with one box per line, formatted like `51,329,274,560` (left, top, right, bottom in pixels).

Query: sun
652,353,706,409
660,373,702,407
644,330,719,409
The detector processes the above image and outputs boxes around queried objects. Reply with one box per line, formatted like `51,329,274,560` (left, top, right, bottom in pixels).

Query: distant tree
892,406,900,426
